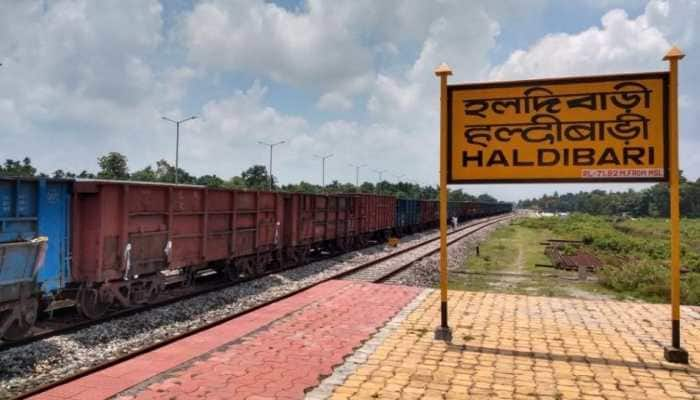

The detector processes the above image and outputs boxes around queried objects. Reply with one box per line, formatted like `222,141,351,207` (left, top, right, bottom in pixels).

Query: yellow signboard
447,72,669,183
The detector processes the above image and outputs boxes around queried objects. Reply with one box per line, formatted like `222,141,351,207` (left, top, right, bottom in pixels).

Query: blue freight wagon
0,178,71,340
395,199,421,233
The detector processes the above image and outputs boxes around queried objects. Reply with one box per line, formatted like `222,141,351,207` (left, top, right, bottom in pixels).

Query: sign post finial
434,63,453,77
664,46,685,61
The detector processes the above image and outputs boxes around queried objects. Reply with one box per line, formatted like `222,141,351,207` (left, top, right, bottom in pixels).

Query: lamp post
373,168,387,194
258,140,286,190
349,163,367,187
161,115,197,184
393,173,405,183
314,154,333,189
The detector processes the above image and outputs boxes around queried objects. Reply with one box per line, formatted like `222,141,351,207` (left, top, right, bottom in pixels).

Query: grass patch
449,221,616,299
519,214,700,305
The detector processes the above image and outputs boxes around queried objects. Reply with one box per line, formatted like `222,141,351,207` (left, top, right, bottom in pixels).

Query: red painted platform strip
29,280,420,400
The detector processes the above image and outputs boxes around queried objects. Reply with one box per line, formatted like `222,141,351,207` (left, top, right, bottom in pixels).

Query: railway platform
28,280,421,400
28,281,700,400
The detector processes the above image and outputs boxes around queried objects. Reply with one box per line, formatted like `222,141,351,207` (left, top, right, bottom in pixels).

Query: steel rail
342,215,512,282
10,214,512,400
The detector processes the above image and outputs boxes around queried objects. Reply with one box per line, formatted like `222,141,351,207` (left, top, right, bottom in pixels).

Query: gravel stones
386,219,512,287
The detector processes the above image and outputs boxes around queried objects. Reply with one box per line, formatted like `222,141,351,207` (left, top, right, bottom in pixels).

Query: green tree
154,159,196,184
197,174,225,187
77,170,96,179
359,182,375,194
52,169,76,179
241,165,272,189
0,157,36,177
223,176,246,189
282,181,322,193
97,152,129,180
476,193,497,203
130,166,157,182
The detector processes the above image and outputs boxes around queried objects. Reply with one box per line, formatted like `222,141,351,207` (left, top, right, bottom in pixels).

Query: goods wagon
419,200,439,228
351,194,395,240
281,193,356,264
0,175,512,337
0,178,70,339
71,180,283,318
395,199,420,233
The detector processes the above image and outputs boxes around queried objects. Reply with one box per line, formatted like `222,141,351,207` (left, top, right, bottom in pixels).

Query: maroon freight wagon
281,193,357,264
69,181,403,318
71,180,283,317
419,200,439,228
350,194,395,240
463,202,482,219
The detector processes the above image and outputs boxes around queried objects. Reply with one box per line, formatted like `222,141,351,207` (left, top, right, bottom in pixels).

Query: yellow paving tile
326,289,700,399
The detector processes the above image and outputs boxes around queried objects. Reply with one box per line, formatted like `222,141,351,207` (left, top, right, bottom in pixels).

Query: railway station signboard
446,73,669,184
435,47,688,364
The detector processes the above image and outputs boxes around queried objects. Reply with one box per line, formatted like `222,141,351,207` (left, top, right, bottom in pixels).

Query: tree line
518,174,700,217
0,153,500,202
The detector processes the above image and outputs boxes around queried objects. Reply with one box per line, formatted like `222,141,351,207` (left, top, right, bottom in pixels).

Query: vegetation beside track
518,214,700,305
449,220,616,299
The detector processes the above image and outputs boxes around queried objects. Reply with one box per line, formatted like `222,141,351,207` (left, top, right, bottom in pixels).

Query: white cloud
179,81,310,180
489,9,670,80
0,1,196,174
482,0,700,201
179,0,516,185
183,0,373,92
182,0,528,115
316,92,353,111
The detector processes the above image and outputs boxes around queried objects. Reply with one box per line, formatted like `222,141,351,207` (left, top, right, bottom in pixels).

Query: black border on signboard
446,71,671,184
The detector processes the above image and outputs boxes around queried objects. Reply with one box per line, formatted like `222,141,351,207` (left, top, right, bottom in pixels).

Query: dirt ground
449,219,617,301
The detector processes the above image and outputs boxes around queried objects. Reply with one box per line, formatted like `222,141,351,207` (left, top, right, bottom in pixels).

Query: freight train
0,177,512,340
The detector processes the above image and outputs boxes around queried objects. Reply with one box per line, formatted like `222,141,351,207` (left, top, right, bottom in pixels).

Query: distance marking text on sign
447,72,669,183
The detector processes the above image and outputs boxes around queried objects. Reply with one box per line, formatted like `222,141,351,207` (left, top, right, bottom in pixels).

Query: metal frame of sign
446,71,670,184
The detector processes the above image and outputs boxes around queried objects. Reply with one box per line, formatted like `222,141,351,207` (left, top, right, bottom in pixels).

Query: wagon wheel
2,297,39,341
77,288,109,320
226,263,241,282
296,247,308,266
146,281,163,304
271,255,284,272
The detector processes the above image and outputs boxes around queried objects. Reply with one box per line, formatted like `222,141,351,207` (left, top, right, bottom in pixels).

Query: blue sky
0,1,698,202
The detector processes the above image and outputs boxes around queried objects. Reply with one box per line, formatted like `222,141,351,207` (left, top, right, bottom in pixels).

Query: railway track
0,214,509,354
8,214,512,400
0,269,296,353
339,216,511,282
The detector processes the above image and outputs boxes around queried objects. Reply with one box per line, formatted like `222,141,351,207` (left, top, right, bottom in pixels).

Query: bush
683,274,700,305
599,261,669,302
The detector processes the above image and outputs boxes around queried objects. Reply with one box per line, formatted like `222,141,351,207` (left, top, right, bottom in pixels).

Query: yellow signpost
435,48,688,363
663,46,687,364
435,63,453,341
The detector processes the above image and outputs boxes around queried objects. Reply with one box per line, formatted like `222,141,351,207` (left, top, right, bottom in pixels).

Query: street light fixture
348,163,367,187
314,154,333,189
161,115,198,184
258,140,286,190
393,173,406,182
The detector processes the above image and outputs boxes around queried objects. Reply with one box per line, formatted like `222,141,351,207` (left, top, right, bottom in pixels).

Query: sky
0,0,698,202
